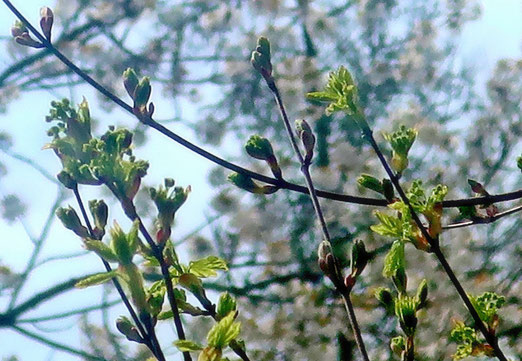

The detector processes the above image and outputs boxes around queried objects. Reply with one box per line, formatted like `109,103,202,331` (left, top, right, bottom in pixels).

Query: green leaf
75,270,118,288
469,292,505,325
216,292,237,319
173,340,203,352
207,312,241,349
189,256,228,278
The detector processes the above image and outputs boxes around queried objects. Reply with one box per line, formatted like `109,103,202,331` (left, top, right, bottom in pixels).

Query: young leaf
173,340,203,352
207,312,241,349
189,256,228,278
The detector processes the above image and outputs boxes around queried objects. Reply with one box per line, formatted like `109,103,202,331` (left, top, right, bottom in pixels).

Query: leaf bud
227,172,278,195
14,33,44,48
295,119,315,164
56,170,77,189
382,178,395,202
88,199,108,239
134,77,151,109
392,266,408,295
390,336,405,356
116,316,144,344
245,135,274,161
375,287,394,313
357,174,383,194
123,68,139,100
395,296,418,337
56,206,89,238
251,36,273,83
350,239,369,278
11,20,27,38
39,7,54,41
468,179,489,196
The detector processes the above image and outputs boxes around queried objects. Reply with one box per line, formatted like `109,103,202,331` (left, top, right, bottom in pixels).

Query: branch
365,131,508,361
3,0,520,212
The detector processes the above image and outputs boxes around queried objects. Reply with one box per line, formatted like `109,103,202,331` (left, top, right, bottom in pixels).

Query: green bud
116,316,144,344
57,170,77,189
415,279,428,310
390,336,405,356
216,292,237,319
392,266,408,295
164,178,175,188
295,119,315,164
382,178,395,202
251,36,273,82
383,125,417,173
227,172,278,194
357,174,383,194
517,155,522,172
468,179,488,196
245,135,274,161
39,7,54,41
123,68,139,100
56,206,89,238
134,77,151,109
88,199,108,239
375,287,395,313
350,239,369,277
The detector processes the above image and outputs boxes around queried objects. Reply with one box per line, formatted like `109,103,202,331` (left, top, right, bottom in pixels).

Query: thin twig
269,81,370,361
365,132,507,361
442,204,522,230
17,299,121,323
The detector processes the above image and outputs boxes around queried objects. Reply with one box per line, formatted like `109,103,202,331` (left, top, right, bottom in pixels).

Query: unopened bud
245,135,274,161
227,172,278,195
14,33,44,48
251,36,273,82
57,170,77,189
39,7,54,41
116,316,144,343
88,199,108,238
123,68,139,100
357,174,383,194
56,206,89,238
382,178,395,202
350,239,369,277
295,119,315,164
134,77,151,109
11,20,27,38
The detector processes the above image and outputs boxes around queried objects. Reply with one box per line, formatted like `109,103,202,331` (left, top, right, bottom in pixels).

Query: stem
72,187,165,361
364,132,507,361
270,82,370,361
2,0,520,211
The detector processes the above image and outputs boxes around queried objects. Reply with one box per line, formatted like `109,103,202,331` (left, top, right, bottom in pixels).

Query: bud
383,125,417,174
245,135,274,161
39,7,54,41
375,287,394,313
392,266,408,295
295,119,315,164
56,170,77,189
88,199,108,239
216,292,237,319
517,155,522,172
109,221,135,265
415,279,428,310
390,336,405,356
227,172,278,194
56,206,89,238
251,36,273,83
11,20,27,38
317,240,330,260
350,239,369,277
382,178,395,202
123,68,139,100
134,77,151,109
116,316,144,343
468,179,488,196
357,174,383,194
14,33,44,48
